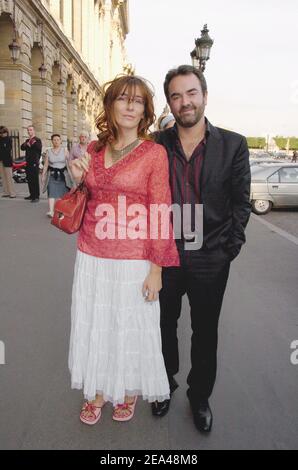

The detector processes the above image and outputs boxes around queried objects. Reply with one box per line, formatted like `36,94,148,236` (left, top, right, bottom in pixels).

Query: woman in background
41,134,72,217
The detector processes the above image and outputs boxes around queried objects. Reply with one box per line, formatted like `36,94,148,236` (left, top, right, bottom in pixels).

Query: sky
125,0,298,137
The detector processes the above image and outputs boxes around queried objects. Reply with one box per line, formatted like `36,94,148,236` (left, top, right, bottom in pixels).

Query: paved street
0,189,298,450
261,208,298,239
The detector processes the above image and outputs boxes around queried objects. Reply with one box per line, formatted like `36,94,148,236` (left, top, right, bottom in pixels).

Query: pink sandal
80,401,105,425
112,396,138,422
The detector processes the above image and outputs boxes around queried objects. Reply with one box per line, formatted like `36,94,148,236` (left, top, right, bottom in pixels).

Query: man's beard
174,104,205,128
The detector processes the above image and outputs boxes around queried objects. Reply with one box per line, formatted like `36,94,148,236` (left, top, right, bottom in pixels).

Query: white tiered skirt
68,250,170,405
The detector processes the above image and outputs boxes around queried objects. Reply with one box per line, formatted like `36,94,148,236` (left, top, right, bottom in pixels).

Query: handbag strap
77,170,88,190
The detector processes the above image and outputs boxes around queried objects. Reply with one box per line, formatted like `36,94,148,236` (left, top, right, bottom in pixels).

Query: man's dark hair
51,134,61,141
0,126,9,134
164,65,208,102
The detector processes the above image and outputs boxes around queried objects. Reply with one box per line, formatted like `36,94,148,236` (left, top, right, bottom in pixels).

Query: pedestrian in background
21,125,42,203
158,113,175,131
0,126,16,198
41,134,71,218
68,131,89,161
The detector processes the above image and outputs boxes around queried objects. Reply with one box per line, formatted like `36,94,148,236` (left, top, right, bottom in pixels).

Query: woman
0,126,16,198
68,75,180,425
69,130,89,161
41,134,72,217
158,113,175,131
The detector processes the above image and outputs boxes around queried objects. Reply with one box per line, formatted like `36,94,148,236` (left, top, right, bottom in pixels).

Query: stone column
52,87,68,147
73,0,82,51
93,1,101,82
81,0,90,67
67,96,78,145
0,62,34,149
62,0,73,39
31,56,53,149
77,96,87,133
100,0,112,83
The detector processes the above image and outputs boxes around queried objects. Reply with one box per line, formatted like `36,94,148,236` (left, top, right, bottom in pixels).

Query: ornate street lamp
56,45,65,94
8,0,21,63
80,98,86,110
38,22,47,80
38,63,47,81
9,38,21,63
190,24,214,72
57,77,66,94
70,86,77,104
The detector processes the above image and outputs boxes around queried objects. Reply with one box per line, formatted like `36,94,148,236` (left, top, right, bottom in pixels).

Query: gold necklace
110,138,140,164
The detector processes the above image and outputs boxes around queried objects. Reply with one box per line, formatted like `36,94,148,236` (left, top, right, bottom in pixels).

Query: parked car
250,164,298,214
250,158,277,167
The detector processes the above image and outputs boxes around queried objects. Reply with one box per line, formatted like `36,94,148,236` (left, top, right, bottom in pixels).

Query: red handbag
51,181,88,234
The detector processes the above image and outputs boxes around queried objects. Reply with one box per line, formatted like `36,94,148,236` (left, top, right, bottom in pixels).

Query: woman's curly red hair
94,75,155,152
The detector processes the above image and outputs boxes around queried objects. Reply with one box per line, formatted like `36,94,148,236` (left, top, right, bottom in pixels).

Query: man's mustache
179,106,195,113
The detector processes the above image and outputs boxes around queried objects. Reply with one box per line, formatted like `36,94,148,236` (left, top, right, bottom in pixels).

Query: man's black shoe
193,401,213,433
31,198,40,203
151,398,171,417
187,391,213,433
151,377,178,417
24,196,32,200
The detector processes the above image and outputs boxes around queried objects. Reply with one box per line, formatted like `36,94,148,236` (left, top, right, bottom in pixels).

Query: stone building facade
0,0,130,151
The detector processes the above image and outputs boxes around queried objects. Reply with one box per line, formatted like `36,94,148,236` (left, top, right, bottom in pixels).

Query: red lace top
77,140,180,267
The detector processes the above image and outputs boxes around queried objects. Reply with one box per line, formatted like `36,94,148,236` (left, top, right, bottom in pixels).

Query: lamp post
38,63,47,81
190,24,214,72
8,0,21,63
57,77,66,94
56,45,65,94
70,86,77,104
38,21,47,80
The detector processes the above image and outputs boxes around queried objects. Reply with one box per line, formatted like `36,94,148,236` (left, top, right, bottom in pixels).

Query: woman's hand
142,264,162,302
69,153,91,184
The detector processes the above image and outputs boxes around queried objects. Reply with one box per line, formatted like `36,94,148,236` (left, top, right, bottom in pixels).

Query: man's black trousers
26,163,40,199
159,247,231,403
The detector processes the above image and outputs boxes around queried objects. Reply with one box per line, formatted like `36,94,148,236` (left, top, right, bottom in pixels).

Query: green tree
274,137,298,150
274,137,287,150
246,137,266,149
289,138,298,150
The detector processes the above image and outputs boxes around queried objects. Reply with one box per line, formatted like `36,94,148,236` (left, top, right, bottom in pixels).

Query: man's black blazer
155,120,252,261
21,138,42,166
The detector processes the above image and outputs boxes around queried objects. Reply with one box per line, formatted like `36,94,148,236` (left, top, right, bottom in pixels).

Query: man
292,150,297,163
151,65,251,433
21,125,42,202
0,126,16,198
68,131,89,161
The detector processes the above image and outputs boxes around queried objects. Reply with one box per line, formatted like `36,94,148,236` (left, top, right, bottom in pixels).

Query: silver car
250,163,298,214
250,158,278,167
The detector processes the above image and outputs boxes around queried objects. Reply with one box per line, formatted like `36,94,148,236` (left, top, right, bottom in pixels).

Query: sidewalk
0,180,47,201
0,197,298,450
